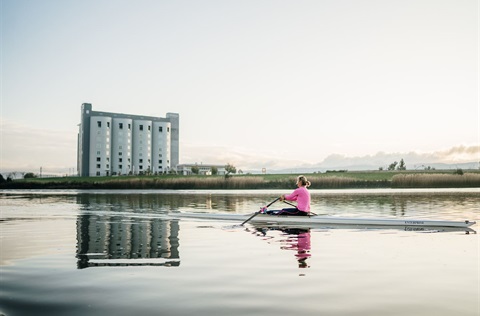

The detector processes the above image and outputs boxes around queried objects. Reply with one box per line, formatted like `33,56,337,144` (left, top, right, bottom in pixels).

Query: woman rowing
263,175,311,216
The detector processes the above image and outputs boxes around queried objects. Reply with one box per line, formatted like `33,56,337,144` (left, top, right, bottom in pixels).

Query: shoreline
2,188,480,195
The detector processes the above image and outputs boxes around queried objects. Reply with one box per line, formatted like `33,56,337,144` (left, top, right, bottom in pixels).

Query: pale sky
1,0,479,175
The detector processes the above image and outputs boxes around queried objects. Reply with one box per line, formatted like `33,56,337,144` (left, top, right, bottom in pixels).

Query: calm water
0,189,479,316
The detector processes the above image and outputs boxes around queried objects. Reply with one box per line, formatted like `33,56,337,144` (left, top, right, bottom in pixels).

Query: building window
97,151,101,155
119,152,122,156
128,124,131,130
159,160,162,164
139,166,143,170
96,171,100,176
148,125,151,131
167,127,170,132
119,165,122,169
97,121,101,128
97,157,101,162
106,164,109,168
119,123,123,129
119,158,123,162
139,159,143,163
107,122,110,128
139,125,143,131
159,126,163,132
96,164,101,168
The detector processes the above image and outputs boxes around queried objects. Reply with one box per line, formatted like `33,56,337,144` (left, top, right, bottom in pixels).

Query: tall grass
304,176,389,189
3,171,479,189
86,175,389,189
3,174,389,189
103,176,269,189
392,173,480,188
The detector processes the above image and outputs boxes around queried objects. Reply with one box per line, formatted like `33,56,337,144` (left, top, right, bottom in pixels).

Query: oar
282,200,316,215
240,197,280,226
282,200,296,208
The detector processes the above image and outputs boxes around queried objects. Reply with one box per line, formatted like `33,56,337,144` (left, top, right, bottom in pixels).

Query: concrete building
78,103,179,177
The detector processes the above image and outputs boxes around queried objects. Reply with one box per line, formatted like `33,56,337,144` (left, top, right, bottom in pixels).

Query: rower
265,175,311,216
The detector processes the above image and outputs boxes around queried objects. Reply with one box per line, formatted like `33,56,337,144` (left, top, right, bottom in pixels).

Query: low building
177,164,226,176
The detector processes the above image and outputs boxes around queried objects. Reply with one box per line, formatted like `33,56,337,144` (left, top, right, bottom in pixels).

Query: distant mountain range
242,146,480,174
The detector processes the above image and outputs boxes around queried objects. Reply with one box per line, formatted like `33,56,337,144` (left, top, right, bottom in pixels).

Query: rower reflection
76,215,180,269
252,226,311,269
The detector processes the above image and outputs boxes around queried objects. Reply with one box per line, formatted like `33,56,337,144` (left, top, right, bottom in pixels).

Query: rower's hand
279,195,285,201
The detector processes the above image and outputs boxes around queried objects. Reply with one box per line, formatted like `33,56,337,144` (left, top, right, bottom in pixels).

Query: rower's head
296,175,311,188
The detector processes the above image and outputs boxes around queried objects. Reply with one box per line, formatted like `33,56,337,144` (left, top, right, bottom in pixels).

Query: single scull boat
174,212,476,228
249,213,475,228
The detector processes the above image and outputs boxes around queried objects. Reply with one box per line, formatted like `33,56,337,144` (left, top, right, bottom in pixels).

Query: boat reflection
76,214,180,269
243,221,475,273
247,225,312,269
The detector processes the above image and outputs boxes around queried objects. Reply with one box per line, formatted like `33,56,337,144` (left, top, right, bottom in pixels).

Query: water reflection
75,192,259,213
66,191,480,221
76,215,180,269
1,190,477,269
247,226,312,270
312,192,479,219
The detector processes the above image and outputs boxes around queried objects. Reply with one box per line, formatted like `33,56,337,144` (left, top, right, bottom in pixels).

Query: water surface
1,189,478,315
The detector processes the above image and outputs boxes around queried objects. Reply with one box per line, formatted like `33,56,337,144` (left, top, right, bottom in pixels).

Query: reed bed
103,176,269,190
305,176,389,189
392,173,480,188
99,175,389,189
4,172,479,189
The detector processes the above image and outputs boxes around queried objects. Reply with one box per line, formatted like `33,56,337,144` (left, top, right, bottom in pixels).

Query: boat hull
175,212,476,228
250,214,475,228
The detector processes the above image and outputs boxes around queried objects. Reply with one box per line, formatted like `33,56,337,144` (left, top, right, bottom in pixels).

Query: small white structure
177,164,226,176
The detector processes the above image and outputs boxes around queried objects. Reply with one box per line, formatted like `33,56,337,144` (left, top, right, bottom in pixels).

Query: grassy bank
391,173,480,188
2,170,479,190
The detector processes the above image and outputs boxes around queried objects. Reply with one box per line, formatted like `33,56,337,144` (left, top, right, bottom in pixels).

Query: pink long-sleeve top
284,186,311,212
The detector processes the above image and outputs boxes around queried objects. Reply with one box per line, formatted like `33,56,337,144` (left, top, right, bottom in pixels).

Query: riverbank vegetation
1,170,479,190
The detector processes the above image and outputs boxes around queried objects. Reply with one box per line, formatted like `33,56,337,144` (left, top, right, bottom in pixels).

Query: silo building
78,103,179,177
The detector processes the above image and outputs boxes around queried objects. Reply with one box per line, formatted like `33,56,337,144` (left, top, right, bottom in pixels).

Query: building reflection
76,215,180,269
